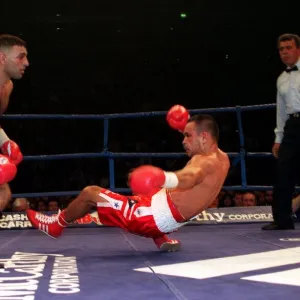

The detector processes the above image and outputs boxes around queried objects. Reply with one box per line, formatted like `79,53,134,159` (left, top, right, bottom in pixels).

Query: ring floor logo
0,252,80,299
134,246,300,287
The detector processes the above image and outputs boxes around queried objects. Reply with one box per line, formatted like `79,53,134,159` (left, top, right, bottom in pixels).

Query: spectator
233,192,243,207
242,192,257,206
219,193,234,207
48,199,59,211
264,190,273,206
36,199,47,211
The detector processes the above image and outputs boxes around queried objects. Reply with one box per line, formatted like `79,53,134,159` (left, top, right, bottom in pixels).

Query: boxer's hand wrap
129,165,179,196
162,172,179,188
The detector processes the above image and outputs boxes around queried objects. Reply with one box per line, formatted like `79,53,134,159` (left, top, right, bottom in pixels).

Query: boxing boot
26,209,68,238
153,234,181,252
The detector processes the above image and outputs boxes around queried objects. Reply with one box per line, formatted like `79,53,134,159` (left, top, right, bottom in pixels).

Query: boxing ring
1,103,300,300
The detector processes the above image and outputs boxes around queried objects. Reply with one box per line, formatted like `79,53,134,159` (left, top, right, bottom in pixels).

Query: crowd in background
9,189,295,213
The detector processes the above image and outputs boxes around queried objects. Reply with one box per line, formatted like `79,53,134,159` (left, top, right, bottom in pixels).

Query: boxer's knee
81,185,103,206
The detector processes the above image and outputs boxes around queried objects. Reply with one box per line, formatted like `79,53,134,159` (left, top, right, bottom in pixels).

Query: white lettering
0,222,7,228
48,287,80,294
0,280,39,289
0,252,75,299
196,211,225,222
0,290,35,297
199,211,214,221
49,256,80,294
51,274,78,279
0,213,28,221
0,221,32,229
227,213,273,221
50,280,79,287
15,252,62,257
0,252,48,300
194,208,273,223
229,214,235,220
5,215,14,221
213,213,225,222
6,221,15,228
0,296,34,300
0,272,43,282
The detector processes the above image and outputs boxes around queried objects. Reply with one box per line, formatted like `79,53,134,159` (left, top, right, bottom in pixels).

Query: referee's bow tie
285,65,298,73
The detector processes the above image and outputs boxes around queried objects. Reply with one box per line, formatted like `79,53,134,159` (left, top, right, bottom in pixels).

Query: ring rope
22,152,272,161
0,103,275,120
3,103,282,198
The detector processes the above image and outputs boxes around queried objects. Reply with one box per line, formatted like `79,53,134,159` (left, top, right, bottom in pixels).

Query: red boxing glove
0,128,23,165
1,140,23,165
0,155,17,184
166,105,190,133
129,165,179,196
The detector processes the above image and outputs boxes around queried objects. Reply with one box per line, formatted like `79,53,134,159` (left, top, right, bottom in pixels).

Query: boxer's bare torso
170,149,229,220
0,80,13,114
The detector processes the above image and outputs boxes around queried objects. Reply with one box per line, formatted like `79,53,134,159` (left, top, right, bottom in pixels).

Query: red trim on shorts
166,190,186,223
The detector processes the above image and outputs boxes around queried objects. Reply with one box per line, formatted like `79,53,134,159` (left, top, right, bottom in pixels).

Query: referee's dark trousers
273,114,300,228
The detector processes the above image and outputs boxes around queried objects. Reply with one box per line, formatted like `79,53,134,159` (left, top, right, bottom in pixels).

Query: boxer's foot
26,209,65,238
153,234,181,252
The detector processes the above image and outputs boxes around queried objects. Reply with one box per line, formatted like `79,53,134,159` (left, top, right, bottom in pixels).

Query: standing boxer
0,34,29,216
26,105,230,252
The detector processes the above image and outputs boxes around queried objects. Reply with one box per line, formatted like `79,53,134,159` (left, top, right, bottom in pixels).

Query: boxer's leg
26,185,109,238
63,186,104,222
0,183,11,217
147,189,184,252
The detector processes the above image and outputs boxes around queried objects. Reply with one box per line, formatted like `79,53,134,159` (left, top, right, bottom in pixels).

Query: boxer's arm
129,156,216,195
173,155,215,189
0,81,22,165
0,80,13,114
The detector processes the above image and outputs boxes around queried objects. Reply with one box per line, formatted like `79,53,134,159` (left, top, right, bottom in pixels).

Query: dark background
0,0,299,195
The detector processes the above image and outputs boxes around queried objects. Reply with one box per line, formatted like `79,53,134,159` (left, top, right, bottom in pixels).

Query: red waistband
166,190,186,223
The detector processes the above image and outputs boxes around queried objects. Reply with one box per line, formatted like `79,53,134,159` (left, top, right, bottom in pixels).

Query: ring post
236,106,247,187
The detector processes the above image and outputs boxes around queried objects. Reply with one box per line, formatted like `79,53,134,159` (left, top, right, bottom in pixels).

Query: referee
262,33,300,230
